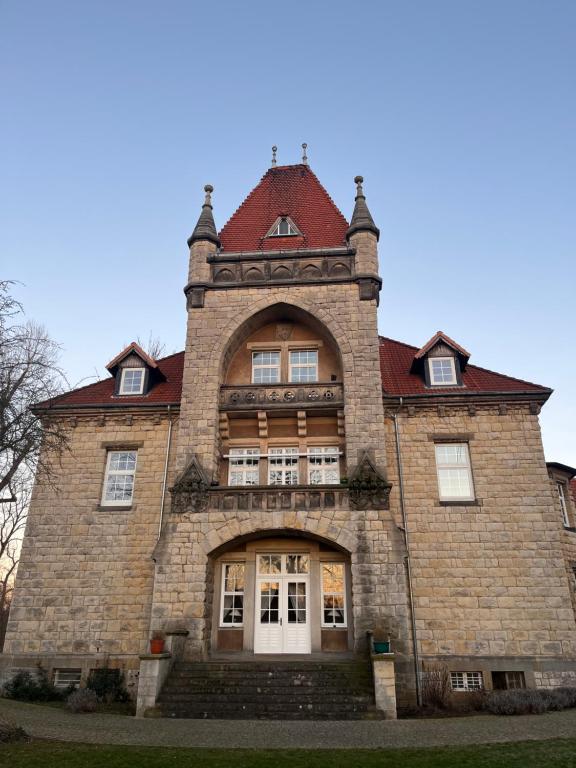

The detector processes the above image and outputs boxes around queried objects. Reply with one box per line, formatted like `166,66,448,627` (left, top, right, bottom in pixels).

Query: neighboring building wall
383,403,576,686
548,469,576,622
2,411,178,679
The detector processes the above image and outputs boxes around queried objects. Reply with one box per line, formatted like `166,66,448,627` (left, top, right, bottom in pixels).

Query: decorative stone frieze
349,451,392,510
170,454,210,514
219,382,343,410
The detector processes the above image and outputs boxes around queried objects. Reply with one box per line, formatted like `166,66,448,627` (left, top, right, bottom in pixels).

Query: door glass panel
286,554,309,574
258,555,281,575
259,581,279,624
287,582,306,624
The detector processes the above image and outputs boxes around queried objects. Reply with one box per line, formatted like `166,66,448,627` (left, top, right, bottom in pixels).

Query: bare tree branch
0,281,70,495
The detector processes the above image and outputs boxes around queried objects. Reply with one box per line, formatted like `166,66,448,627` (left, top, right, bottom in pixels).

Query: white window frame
558,482,570,527
267,216,300,237
251,350,281,384
428,356,457,386
268,447,299,485
308,447,340,485
119,367,145,395
435,443,475,501
321,562,347,628
101,450,138,506
228,448,260,486
220,562,245,627
289,349,318,383
450,671,483,691
54,668,82,689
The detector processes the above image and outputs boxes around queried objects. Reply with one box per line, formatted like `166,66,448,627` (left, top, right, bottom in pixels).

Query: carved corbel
170,453,210,514
348,450,392,510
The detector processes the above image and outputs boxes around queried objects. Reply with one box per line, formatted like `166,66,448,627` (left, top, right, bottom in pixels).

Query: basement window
492,671,526,690
54,669,82,689
450,671,483,691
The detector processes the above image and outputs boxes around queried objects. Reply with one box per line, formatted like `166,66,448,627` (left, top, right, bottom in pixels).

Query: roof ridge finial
204,184,214,207
271,146,277,167
354,175,364,198
302,142,308,166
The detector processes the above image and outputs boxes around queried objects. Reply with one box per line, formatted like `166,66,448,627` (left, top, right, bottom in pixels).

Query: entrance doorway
254,554,311,654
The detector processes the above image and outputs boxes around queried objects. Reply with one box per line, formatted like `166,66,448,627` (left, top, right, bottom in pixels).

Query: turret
187,184,220,284
346,176,381,300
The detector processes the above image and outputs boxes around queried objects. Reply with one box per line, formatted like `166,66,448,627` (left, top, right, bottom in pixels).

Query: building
3,152,576,716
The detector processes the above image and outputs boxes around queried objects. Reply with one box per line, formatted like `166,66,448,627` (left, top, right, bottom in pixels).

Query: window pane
438,468,472,498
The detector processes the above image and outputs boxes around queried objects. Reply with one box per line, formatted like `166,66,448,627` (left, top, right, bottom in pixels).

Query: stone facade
2,162,575,717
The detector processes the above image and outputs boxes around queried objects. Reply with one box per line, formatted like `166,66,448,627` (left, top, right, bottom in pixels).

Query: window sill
96,504,135,511
438,499,480,507
563,526,576,534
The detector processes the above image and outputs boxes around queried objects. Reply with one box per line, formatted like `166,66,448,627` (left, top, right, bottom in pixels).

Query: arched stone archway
204,523,356,656
211,294,354,382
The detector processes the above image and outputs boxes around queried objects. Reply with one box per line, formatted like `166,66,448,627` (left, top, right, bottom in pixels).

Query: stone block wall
177,283,387,482
3,412,178,662
384,403,576,664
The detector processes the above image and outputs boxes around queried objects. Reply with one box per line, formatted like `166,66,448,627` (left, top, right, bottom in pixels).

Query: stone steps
157,659,381,720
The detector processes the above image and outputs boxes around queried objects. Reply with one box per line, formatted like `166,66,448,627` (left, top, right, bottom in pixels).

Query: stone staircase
156,659,383,719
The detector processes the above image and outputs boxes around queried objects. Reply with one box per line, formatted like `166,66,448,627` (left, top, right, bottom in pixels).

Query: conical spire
187,184,221,248
346,176,380,241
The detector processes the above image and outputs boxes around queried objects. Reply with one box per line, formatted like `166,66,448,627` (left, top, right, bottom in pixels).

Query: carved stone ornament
348,451,392,510
170,454,210,514
276,322,293,340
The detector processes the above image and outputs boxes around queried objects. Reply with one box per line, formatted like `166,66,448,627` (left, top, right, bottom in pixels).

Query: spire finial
271,146,277,167
354,175,364,197
302,142,308,166
204,184,214,207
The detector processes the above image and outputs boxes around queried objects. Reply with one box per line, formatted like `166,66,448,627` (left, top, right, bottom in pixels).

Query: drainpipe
392,398,423,707
158,405,173,540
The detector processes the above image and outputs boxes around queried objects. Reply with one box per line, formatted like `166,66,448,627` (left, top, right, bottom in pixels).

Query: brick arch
200,510,357,557
212,292,355,381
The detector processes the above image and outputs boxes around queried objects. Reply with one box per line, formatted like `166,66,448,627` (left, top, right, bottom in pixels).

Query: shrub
422,664,451,710
2,665,64,703
484,687,576,716
66,688,98,713
86,668,129,703
0,718,28,743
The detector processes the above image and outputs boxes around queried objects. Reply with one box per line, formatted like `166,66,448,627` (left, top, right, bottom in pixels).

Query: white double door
254,554,311,654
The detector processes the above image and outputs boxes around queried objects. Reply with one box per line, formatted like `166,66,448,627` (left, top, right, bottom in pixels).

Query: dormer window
429,357,457,386
119,368,145,395
267,217,300,237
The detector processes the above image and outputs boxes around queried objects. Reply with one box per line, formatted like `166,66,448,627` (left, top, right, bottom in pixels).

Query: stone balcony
219,383,344,411
206,484,350,512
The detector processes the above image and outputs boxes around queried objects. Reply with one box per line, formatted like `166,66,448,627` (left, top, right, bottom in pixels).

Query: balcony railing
219,383,344,410
206,484,349,512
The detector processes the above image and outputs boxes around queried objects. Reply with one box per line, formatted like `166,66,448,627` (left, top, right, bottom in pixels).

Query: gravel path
1,698,576,750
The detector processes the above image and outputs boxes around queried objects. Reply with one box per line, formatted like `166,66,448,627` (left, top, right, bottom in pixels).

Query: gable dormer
411,331,470,388
106,342,162,397
265,216,302,238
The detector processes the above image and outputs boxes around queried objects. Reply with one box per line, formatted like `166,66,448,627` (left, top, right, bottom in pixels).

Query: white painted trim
119,367,145,395
320,562,347,628
100,449,138,506
558,482,570,527
428,356,457,386
219,562,245,627
265,216,302,238
251,350,281,384
434,443,475,501
288,349,318,383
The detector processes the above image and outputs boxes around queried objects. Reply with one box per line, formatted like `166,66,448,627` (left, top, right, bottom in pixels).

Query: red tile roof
218,165,349,252
34,351,184,410
36,337,551,411
379,336,551,397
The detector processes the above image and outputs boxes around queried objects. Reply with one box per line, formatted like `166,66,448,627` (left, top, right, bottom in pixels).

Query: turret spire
187,184,221,248
346,175,380,241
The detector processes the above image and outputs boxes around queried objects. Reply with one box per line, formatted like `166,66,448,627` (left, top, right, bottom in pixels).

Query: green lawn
2,740,576,768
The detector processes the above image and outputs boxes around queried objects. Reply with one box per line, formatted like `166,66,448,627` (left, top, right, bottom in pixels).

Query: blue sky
1,1,575,464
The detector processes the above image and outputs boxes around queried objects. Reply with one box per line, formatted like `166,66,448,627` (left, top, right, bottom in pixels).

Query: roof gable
414,331,471,362
218,165,349,252
106,342,158,374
